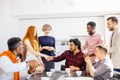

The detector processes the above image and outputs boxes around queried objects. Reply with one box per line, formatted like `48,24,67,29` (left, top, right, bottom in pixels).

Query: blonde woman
23,26,48,66
38,24,56,71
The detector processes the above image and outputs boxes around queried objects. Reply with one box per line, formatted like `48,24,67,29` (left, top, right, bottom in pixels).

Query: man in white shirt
0,37,43,80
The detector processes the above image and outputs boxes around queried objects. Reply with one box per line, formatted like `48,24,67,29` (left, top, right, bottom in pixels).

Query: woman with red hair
23,26,48,69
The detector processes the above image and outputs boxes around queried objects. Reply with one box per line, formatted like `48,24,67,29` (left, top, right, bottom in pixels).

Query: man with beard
82,21,104,64
107,16,120,72
46,38,86,71
0,37,44,80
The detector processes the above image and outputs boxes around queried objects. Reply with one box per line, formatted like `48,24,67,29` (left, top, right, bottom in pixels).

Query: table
21,71,93,80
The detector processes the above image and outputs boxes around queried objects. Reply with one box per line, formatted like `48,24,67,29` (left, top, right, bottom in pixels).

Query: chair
113,72,120,80
61,65,65,71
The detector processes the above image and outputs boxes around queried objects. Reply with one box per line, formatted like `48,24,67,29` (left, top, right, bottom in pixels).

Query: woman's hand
34,53,45,67
43,46,55,51
49,47,55,51
35,53,40,57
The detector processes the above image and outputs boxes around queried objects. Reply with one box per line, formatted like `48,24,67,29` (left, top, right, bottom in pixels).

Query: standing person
38,24,56,71
107,16,120,72
82,21,104,63
23,26,48,66
0,37,43,80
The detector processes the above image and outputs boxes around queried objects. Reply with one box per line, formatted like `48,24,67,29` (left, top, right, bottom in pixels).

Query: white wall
10,0,120,16
18,17,105,70
18,17,105,40
0,0,18,52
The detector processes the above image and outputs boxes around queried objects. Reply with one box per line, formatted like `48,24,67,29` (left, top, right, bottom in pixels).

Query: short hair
42,24,52,31
96,44,108,53
69,38,81,50
107,16,118,24
7,37,22,51
87,21,96,28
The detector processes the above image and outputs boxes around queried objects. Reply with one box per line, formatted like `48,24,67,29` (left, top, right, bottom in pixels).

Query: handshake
26,60,45,74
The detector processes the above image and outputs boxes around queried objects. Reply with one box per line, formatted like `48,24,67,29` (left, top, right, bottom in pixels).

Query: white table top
58,75,93,80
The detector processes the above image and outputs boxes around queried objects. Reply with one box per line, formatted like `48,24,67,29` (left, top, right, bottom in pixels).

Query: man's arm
85,56,112,77
53,52,66,62
85,56,95,77
87,63,95,77
46,51,67,62
70,66,80,71
0,56,28,73
82,40,88,52
98,35,104,44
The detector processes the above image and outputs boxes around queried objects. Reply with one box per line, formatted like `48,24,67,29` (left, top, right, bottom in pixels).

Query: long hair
23,26,39,51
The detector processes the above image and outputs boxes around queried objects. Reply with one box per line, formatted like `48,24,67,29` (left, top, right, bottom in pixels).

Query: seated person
0,37,44,80
85,44,113,80
46,38,86,71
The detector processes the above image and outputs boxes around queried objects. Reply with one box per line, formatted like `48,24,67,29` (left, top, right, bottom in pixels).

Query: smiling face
43,28,51,35
87,25,95,35
87,25,93,33
107,19,115,31
107,17,118,31
42,24,52,36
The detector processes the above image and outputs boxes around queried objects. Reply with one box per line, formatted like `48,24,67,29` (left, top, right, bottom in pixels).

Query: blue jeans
114,69,120,72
